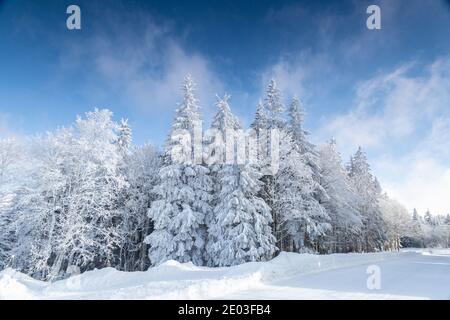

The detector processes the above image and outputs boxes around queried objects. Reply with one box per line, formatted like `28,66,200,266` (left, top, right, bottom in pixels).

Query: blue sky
1,0,450,214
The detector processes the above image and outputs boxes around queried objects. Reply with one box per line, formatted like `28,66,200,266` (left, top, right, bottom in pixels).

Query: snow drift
0,250,418,300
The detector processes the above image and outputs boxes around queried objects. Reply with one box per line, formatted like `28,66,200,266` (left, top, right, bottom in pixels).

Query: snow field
0,250,422,300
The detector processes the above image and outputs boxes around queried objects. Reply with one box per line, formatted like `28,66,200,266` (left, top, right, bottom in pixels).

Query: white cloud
377,116,450,215
320,59,450,152
59,11,224,120
318,57,450,214
94,40,223,118
383,160,450,215
262,52,313,100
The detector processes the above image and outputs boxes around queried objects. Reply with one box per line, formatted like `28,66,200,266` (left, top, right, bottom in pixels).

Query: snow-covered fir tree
117,118,132,156
205,95,276,266
145,75,212,266
264,80,285,130
250,81,285,251
250,100,268,133
318,139,363,253
250,100,268,167
347,147,386,252
273,97,330,252
286,97,327,200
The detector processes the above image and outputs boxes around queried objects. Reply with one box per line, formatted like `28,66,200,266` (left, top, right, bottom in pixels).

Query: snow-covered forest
0,75,449,281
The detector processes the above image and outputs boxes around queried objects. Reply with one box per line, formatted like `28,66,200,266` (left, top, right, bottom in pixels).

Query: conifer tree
347,147,386,252
206,95,276,266
145,75,212,266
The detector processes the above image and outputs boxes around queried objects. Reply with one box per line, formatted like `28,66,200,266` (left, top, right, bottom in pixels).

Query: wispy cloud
261,50,332,104
58,7,224,119
319,57,450,153
258,0,450,215
318,56,450,214
380,117,450,214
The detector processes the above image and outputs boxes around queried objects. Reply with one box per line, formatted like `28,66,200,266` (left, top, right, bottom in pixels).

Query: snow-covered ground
0,249,449,300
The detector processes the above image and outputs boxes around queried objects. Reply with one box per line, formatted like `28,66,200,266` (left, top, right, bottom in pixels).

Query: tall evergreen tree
347,147,386,252
250,100,268,133
145,75,212,266
273,97,329,252
319,139,363,253
117,118,132,156
251,81,286,250
264,80,285,130
205,95,276,266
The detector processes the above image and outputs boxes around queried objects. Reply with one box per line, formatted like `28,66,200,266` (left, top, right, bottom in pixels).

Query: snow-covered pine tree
205,95,276,267
250,100,269,163
145,75,212,266
262,80,285,177
318,139,363,253
117,118,132,156
347,147,386,252
264,80,285,130
287,97,327,198
273,97,330,252
250,100,268,133
251,81,286,250
250,82,284,175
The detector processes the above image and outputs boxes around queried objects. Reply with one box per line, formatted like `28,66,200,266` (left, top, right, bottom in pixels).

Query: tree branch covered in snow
0,76,448,279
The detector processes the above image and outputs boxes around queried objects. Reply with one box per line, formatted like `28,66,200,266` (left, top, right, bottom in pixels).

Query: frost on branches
145,75,212,266
0,75,448,280
273,97,330,252
205,95,276,267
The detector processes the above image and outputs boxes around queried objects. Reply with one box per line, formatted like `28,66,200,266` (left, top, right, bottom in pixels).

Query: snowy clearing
1,249,449,300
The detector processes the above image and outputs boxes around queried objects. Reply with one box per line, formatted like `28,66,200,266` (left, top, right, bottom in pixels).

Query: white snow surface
0,249,449,300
